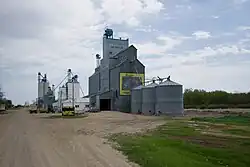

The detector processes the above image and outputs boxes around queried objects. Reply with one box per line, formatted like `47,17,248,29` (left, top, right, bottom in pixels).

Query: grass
222,128,250,137
191,114,250,126
110,115,250,167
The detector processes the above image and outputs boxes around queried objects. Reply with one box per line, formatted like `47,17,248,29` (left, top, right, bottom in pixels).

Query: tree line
184,89,250,109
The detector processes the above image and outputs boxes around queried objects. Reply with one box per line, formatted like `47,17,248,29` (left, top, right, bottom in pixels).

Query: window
75,105,79,108
85,105,89,107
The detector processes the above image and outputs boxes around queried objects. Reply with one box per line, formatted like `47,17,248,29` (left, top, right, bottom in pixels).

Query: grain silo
155,78,183,116
131,85,144,114
141,82,158,115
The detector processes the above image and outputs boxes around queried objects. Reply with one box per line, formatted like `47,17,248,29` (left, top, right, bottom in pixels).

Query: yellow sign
119,73,145,95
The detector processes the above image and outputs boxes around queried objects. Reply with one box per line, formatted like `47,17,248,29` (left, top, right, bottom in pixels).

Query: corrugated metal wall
155,81,184,116
131,85,144,114
141,83,158,115
109,57,145,112
88,42,145,112
88,72,100,96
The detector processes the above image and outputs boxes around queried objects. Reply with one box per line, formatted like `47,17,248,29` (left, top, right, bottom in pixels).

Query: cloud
136,34,187,56
175,4,192,10
135,25,158,32
192,31,211,40
233,0,249,4
211,15,220,19
237,26,250,31
100,0,164,27
1,0,250,104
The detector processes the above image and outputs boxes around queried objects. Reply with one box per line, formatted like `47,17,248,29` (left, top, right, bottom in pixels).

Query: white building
62,98,89,113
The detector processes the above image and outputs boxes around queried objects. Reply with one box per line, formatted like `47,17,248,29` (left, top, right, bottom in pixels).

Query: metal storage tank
141,82,158,115
38,72,43,99
131,85,144,114
66,82,80,100
43,81,49,98
155,79,183,116
38,82,44,99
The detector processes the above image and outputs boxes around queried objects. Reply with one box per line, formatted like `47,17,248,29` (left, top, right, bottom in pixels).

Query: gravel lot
0,110,165,167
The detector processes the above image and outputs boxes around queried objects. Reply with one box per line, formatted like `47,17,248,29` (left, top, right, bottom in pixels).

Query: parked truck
29,104,38,114
0,104,6,112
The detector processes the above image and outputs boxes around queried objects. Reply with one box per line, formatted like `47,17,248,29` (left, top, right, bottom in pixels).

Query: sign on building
119,73,145,95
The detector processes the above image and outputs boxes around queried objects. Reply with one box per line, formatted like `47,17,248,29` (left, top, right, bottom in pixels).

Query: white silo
66,75,80,100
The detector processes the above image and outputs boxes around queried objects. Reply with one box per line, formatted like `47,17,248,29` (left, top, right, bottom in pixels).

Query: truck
0,104,6,112
29,104,38,114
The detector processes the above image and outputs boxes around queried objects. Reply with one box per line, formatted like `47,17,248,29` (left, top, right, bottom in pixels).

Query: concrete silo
131,85,144,114
141,82,158,115
155,78,183,116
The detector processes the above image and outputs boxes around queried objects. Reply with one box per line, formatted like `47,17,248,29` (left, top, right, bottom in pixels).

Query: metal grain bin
155,79,183,116
131,85,144,114
142,82,158,115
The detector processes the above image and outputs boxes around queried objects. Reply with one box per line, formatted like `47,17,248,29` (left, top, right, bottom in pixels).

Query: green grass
110,116,250,167
222,128,250,137
191,114,250,126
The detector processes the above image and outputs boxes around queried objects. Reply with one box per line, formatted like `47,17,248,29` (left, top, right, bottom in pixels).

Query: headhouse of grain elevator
88,29,145,112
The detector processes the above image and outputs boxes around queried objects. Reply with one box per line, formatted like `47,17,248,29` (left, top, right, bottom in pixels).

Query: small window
75,105,79,108
109,51,112,54
85,105,89,107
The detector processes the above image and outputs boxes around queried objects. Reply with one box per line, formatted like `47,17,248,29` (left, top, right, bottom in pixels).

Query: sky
0,0,250,105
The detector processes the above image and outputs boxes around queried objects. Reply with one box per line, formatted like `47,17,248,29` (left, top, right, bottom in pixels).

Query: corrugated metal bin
155,79,183,116
142,82,158,115
131,85,144,114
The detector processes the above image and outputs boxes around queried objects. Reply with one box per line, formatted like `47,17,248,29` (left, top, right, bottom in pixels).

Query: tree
184,89,250,109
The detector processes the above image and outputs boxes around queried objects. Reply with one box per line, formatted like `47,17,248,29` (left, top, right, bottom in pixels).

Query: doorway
100,99,111,111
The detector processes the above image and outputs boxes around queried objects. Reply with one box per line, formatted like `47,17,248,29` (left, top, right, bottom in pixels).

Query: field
110,111,250,167
1,109,249,167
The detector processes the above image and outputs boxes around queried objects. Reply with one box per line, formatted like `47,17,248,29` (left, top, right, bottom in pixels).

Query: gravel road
0,110,165,167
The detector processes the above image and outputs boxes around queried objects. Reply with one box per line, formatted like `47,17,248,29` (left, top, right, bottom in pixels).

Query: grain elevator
88,29,145,112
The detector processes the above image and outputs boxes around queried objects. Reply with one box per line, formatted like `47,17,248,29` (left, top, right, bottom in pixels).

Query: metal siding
103,37,129,66
96,95,100,109
131,88,142,114
88,43,145,113
44,82,49,96
89,95,96,106
66,82,80,100
100,66,109,93
58,87,67,100
155,84,184,115
141,83,158,115
89,72,100,96
110,58,145,112
38,82,43,98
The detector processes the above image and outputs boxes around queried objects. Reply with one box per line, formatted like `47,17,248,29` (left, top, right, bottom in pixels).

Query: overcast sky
0,0,250,104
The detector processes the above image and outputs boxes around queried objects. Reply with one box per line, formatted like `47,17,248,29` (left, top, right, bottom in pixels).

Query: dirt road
0,110,165,167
